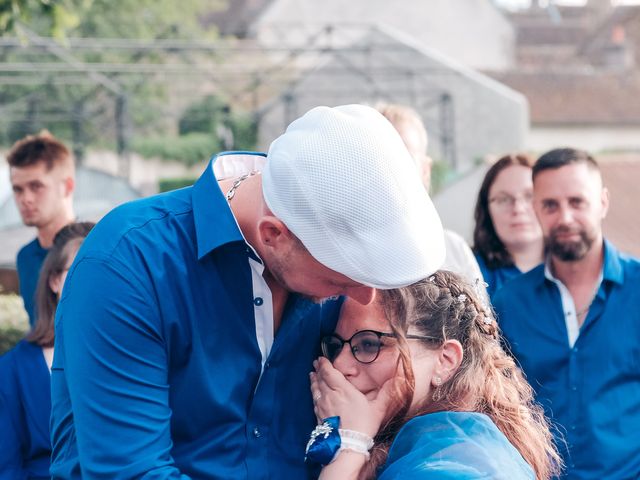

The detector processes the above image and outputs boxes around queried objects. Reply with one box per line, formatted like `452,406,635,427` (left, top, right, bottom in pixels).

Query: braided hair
359,271,561,480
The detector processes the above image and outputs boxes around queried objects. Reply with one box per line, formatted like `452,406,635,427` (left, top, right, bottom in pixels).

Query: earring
434,376,442,386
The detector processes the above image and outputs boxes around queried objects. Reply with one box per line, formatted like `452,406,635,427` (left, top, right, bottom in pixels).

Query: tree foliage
0,0,221,39
0,1,227,162
0,0,82,39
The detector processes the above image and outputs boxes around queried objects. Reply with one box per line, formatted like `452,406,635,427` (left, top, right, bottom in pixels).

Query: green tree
0,0,222,39
0,0,82,38
0,1,226,160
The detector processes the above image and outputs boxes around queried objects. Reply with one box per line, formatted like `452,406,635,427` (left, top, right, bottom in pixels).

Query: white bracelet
334,429,374,460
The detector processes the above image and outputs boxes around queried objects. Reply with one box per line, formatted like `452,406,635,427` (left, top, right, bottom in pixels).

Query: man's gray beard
546,228,594,262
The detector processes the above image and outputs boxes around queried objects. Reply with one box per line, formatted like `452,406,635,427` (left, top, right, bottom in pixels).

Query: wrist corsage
305,416,374,465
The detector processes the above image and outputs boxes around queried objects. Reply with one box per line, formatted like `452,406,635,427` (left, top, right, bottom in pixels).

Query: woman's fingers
314,357,353,392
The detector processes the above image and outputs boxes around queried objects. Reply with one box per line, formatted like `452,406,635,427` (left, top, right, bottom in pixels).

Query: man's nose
16,190,33,205
558,204,574,224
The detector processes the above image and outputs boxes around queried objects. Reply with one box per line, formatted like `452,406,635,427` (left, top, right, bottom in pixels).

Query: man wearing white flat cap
51,105,445,479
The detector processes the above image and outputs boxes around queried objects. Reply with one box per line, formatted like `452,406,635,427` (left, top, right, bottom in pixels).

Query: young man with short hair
8,132,75,326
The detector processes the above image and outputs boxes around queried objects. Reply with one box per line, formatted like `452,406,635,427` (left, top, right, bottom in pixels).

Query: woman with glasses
308,271,561,480
0,222,93,479
472,154,544,300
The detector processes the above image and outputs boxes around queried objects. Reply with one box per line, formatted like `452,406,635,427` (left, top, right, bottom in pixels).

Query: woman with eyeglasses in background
472,154,544,300
0,222,94,479
307,271,561,480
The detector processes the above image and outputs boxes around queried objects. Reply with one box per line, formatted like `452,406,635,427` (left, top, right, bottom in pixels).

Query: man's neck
37,210,75,248
550,238,605,289
224,175,289,333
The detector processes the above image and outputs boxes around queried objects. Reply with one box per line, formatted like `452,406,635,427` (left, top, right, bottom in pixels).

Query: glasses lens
351,331,382,364
321,336,344,362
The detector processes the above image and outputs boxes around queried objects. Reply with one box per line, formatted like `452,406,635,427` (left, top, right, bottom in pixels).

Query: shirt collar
192,152,267,260
542,239,622,286
602,239,624,285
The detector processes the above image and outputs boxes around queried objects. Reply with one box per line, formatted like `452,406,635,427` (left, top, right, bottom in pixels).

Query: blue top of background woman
0,222,93,480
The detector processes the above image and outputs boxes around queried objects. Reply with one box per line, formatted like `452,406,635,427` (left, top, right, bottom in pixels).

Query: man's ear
63,176,75,197
434,339,463,385
600,186,610,220
257,215,292,250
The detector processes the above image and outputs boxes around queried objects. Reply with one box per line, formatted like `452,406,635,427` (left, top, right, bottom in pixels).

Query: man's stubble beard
545,225,595,262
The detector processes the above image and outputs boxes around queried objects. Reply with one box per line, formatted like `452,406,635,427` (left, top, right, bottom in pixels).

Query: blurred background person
377,103,482,284
7,132,76,327
473,154,543,300
494,148,640,479
0,222,93,480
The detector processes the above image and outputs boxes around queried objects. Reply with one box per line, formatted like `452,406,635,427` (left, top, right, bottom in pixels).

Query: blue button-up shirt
493,241,640,479
51,153,341,479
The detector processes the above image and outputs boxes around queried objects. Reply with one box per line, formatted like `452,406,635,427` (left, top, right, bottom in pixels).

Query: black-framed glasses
321,329,441,365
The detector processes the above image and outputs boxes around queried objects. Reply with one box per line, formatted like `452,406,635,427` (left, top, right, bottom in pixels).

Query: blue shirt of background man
474,253,523,301
0,340,52,480
493,241,640,480
50,153,342,480
16,238,48,327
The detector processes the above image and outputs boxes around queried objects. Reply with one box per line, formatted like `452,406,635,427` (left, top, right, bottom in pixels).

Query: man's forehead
534,164,600,189
10,162,56,181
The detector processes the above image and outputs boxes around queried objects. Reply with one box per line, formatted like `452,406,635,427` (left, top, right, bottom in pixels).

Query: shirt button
570,425,576,431
253,427,261,438
254,297,264,306
571,386,577,391
574,347,579,353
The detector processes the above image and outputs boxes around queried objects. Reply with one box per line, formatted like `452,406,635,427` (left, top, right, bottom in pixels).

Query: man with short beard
493,148,640,480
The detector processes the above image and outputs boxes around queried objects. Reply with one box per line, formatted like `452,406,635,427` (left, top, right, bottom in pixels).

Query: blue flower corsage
305,416,341,465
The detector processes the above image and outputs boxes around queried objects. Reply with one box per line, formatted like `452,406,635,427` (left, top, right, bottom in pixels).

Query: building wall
433,165,488,243
254,0,515,71
527,125,640,153
257,28,528,174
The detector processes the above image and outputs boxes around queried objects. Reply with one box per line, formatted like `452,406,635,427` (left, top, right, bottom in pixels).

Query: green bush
230,113,258,151
158,177,198,193
178,95,258,151
133,132,221,167
430,159,453,195
179,95,227,136
0,293,29,355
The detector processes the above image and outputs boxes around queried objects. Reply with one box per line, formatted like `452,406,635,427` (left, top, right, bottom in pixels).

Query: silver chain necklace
226,170,258,202
575,283,600,319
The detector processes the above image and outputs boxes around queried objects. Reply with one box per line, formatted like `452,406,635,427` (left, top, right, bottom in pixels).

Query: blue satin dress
379,411,535,480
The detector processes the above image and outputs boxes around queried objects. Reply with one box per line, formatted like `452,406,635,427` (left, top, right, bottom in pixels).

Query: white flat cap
262,104,445,289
